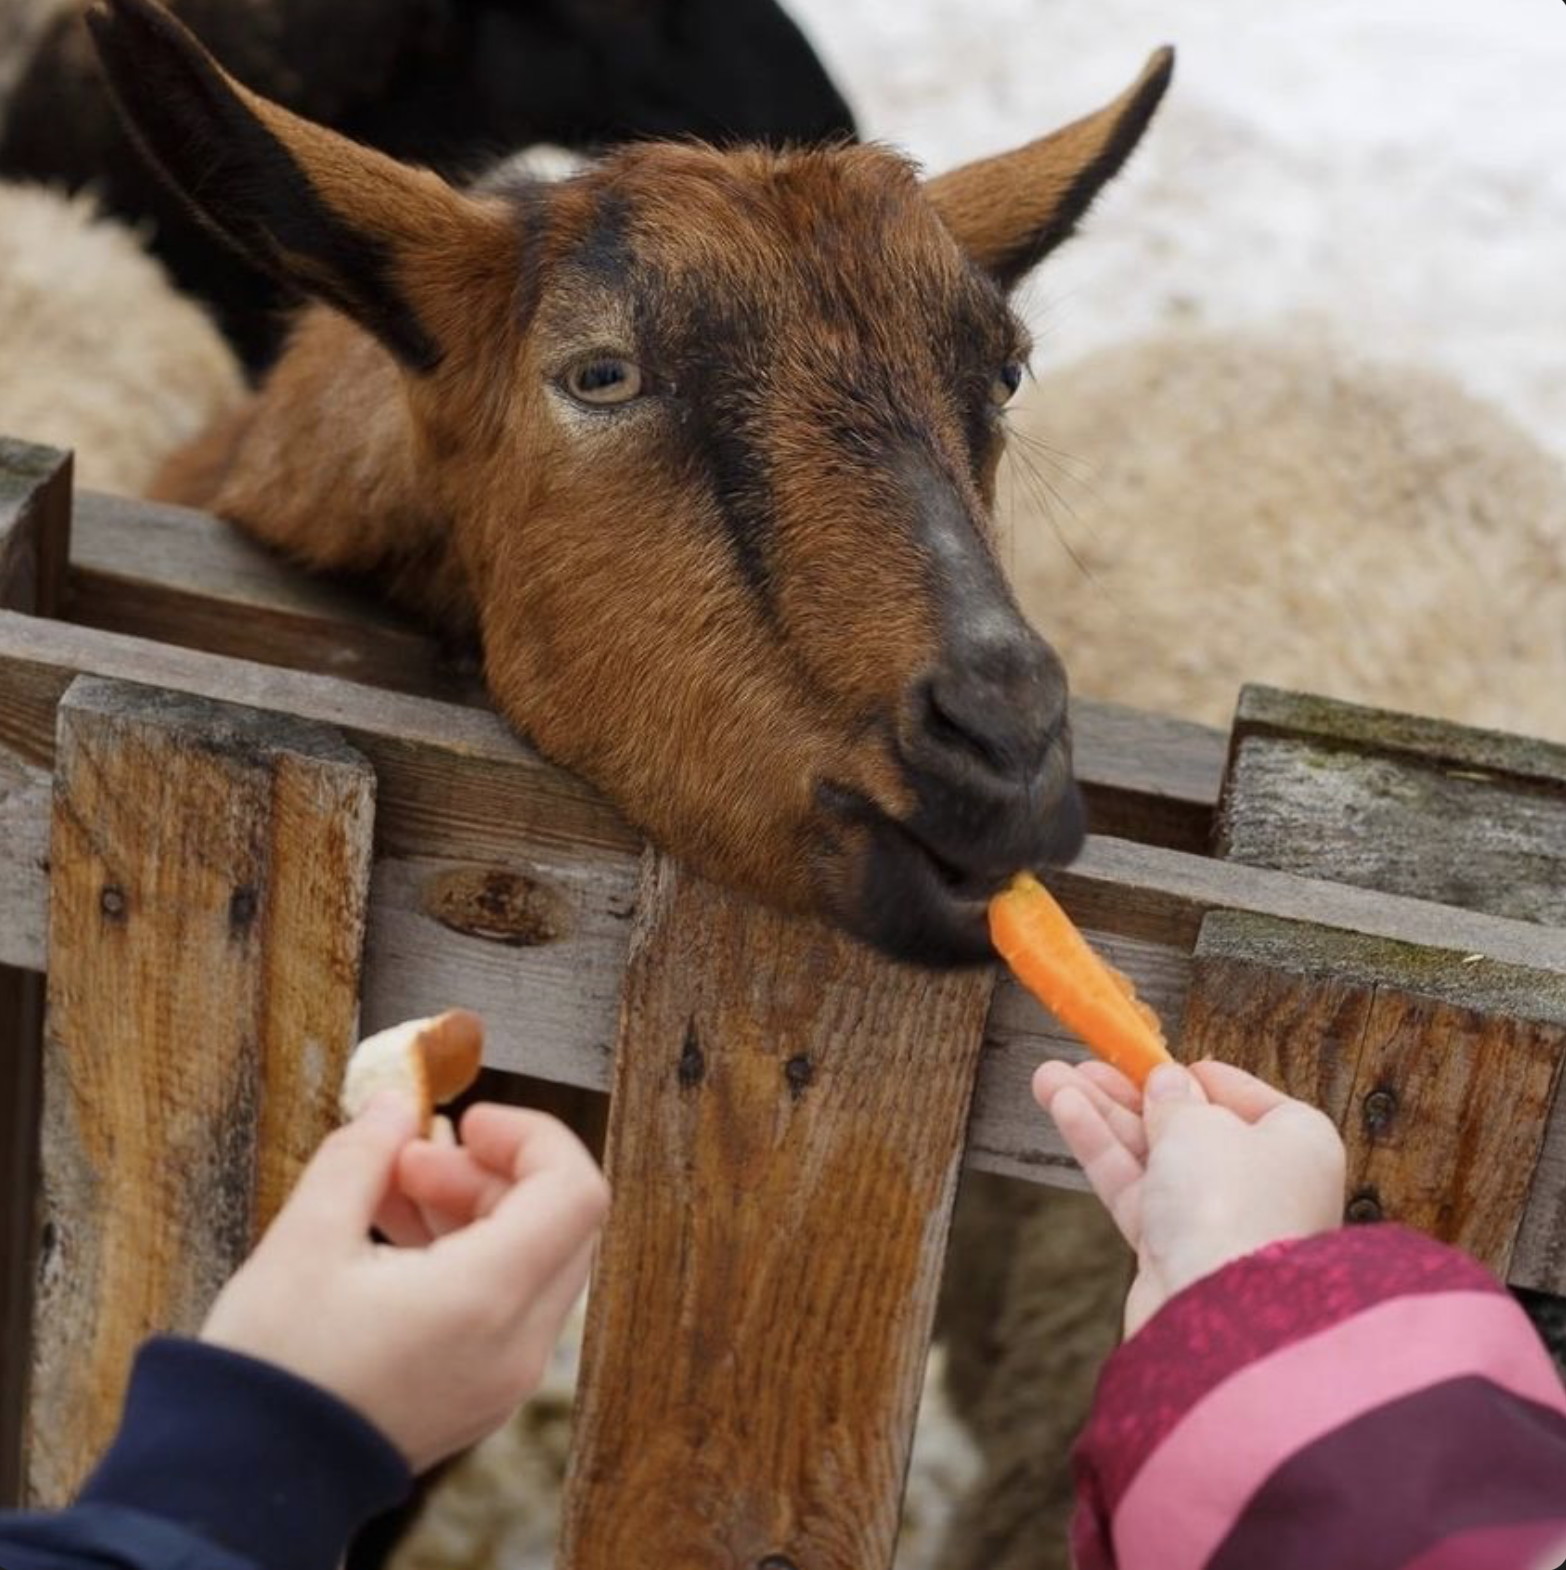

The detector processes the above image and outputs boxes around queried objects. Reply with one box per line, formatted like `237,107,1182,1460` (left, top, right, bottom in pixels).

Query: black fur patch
648,282,781,612
480,174,555,333
86,0,442,371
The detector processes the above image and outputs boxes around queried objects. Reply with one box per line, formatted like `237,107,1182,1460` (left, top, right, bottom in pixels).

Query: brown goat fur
90,0,1172,965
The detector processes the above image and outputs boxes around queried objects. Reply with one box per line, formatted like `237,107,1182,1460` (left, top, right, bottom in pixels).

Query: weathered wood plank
0,965,42,1508
0,747,48,969
1214,687,1566,1294
1219,736,1566,927
561,853,994,1570
0,439,69,1506
1071,696,1226,852
1053,835,1566,976
0,610,638,866
66,495,1227,846
1341,987,1564,1273
1181,912,1566,1281
1228,684,1566,793
69,490,485,704
27,678,375,1505
0,441,71,620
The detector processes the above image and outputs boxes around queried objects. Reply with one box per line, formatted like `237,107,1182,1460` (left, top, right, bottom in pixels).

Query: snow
785,0,1566,462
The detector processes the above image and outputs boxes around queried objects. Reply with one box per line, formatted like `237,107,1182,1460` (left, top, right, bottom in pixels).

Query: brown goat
89,0,1172,965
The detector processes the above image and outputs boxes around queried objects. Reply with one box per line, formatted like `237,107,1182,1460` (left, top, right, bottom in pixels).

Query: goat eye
563,356,644,407
991,361,1024,407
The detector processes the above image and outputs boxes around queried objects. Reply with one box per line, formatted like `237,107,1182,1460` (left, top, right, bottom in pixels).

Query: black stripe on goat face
655,290,783,613
636,267,1021,636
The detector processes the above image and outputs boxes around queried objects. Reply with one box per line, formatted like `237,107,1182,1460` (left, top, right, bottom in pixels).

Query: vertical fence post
0,440,71,1505
26,676,375,1505
560,851,995,1570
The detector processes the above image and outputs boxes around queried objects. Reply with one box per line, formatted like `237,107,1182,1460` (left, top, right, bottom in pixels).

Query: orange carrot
988,871,1174,1087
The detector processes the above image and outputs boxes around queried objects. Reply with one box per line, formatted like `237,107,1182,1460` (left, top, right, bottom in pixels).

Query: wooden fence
2,436,1564,1564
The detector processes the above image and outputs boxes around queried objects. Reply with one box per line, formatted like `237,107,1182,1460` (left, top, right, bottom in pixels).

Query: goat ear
926,48,1174,292
85,0,511,373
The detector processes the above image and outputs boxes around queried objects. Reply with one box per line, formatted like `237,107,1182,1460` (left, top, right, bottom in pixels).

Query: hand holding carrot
1034,1058,1346,1336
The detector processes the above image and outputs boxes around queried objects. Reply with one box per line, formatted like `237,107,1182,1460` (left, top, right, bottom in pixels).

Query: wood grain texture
560,853,995,1570
0,441,71,620
1228,684,1566,792
0,438,68,1506
27,677,375,1505
1183,913,1566,1284
1219,735,1566,926
0,965,42,1508
69,490,486,705
1071,695,1226,852
0,610,636,865
1213,686,1566,1292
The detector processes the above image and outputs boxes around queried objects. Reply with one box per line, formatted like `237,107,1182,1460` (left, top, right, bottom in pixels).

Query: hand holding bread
201,1012,609,1472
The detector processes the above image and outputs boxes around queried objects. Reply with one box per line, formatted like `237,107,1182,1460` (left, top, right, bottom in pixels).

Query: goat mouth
813,781,1084,968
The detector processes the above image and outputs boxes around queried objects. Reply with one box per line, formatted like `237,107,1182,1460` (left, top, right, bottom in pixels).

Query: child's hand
201,1095,609,1473
1033,1058,1346,1336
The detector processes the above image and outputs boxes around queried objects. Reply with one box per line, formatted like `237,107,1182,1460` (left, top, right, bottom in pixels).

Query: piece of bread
340,1009,484,1134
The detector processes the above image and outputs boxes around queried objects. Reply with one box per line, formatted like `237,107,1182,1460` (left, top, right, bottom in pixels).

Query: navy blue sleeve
0,1337,412,1570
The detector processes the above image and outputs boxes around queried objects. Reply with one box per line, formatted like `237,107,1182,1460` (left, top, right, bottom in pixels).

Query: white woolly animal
0,181,242,494
1001,327,1566,743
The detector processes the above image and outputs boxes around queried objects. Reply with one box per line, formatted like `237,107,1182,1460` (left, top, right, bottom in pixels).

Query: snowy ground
787,0,1566,465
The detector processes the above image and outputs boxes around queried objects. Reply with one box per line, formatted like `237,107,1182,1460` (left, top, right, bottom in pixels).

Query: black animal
0,0,855,369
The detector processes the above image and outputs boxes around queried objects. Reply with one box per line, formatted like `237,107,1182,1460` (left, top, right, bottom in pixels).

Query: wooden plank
1052,835,1566,976
1228,684,1566,794
1071,696,1225,852
0,610,636,866
27,678,375,1505
1211,689,1566,1292
1219,735,1566,927
1342,987,1563,1273
560,853,994,1569
0,965,42,1509
66,495,1227,847
0,439,69,1507
1181,912,1566,1281
69,490,485,705
0,440,71,619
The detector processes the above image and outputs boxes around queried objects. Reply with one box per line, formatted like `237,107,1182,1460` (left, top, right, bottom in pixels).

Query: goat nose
919,636,1067,781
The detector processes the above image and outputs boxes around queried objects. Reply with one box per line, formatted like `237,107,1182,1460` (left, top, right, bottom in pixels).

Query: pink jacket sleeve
1071,1225,1566,1570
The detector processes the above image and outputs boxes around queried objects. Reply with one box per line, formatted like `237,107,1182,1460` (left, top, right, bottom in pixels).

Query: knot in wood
784,1054,814,1098
1362,1087,1398,1134
757,1558,798,1570
228,885,259,933
422,865,572,947
1345,1189,1384,1224
677,1021,705,1089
